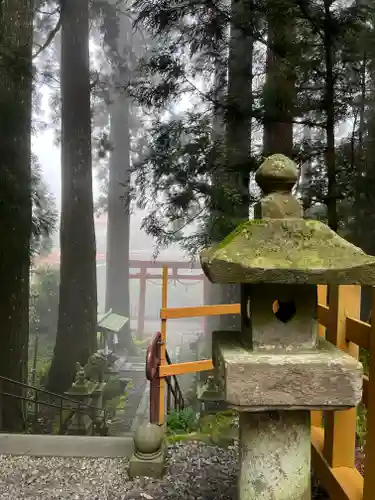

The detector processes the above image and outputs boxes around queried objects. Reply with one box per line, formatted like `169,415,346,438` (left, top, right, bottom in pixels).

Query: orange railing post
311,285,328,428
323,285,360,470
363,286,375,499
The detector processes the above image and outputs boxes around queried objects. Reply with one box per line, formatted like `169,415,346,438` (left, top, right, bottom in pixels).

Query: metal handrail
0,375,97,410
165,350,184,413
0,374,106,434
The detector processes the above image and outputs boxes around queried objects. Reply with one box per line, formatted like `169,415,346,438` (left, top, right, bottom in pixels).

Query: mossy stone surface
200,218,375,285
255,154,298,193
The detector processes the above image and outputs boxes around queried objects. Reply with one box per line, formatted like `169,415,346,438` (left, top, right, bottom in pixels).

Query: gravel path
0,442,329,499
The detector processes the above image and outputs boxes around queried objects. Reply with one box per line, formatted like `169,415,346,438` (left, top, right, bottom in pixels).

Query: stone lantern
200,154,375,500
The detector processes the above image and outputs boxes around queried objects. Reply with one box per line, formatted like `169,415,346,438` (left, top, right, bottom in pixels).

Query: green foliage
35,359,52,387
28,335,54,387
166,407,197,434
30,159,57,258
103,376,132,418
29,266,59,341
198,410,237,447
129,0,375,252
166,409,238,448
357,404,367,449
166,432,212,444
132,112,255,255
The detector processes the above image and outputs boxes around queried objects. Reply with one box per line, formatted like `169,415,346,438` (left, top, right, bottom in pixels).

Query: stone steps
115,368,147,433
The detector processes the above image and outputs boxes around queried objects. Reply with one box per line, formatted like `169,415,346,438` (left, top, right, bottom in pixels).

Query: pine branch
296,0,324,40
33,13,62,59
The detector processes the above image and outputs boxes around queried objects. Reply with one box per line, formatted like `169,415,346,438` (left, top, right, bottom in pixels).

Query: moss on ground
167,409,238,448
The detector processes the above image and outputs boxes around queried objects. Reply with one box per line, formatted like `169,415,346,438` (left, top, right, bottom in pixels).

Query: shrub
166,407,197,434
30,266,59,342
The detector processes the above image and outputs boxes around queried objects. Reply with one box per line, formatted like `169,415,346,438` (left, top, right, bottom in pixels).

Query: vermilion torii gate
127,259,205,337
35,250,207,337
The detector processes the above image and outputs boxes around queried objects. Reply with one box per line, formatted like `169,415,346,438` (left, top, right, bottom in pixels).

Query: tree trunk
263,1,295,156
202,0,253,385
323,0,338,232
219,0,254,331
204,3,228,337
301,126,313,214
357,15,375,323
0,0,33,431
102,3,137,355
226,0,253,207
48,0,97,393
105,92,136,353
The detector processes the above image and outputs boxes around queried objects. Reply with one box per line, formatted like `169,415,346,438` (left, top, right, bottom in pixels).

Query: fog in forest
2,2,375,492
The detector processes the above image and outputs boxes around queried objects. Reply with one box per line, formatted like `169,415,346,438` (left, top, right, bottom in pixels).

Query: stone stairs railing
0,350,126,435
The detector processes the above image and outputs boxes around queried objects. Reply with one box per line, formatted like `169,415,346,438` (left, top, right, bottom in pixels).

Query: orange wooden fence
156,265,375,500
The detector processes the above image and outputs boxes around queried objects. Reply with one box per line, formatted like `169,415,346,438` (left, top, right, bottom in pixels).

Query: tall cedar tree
99,1,137,351
263,0,296,156
133,0,373,232
0,0,33,431
294,1,371,231
48,0,97,393
130,0,260,253
130,0,375,325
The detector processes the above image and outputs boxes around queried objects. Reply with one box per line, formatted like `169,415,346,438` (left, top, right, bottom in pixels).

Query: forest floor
0,441,330,500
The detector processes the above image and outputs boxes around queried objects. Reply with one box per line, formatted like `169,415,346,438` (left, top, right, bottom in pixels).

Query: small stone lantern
200,154,375,500
65,363,96,435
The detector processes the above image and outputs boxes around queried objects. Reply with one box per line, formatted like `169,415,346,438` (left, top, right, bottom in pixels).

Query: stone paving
108,356,148,435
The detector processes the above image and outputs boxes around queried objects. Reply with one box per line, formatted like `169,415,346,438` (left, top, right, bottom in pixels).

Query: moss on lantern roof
200,218,375,285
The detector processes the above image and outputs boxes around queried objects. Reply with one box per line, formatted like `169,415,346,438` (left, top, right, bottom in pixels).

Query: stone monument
200,154,375,500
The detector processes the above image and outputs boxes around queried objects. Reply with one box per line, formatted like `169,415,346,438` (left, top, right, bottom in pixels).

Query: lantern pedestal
213,332,362,411
239,411,311,500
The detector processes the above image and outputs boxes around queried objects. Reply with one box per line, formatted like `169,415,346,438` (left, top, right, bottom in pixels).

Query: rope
145,278,202,287
146,279,164,286
175,279,201,286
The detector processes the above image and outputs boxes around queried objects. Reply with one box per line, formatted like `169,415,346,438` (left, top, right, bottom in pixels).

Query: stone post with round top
128,422,166,479
200,153,375,500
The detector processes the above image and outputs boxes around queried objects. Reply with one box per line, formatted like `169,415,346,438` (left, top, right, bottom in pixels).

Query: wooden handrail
146,331,185,424
146,332,161,423
146,331,161,382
